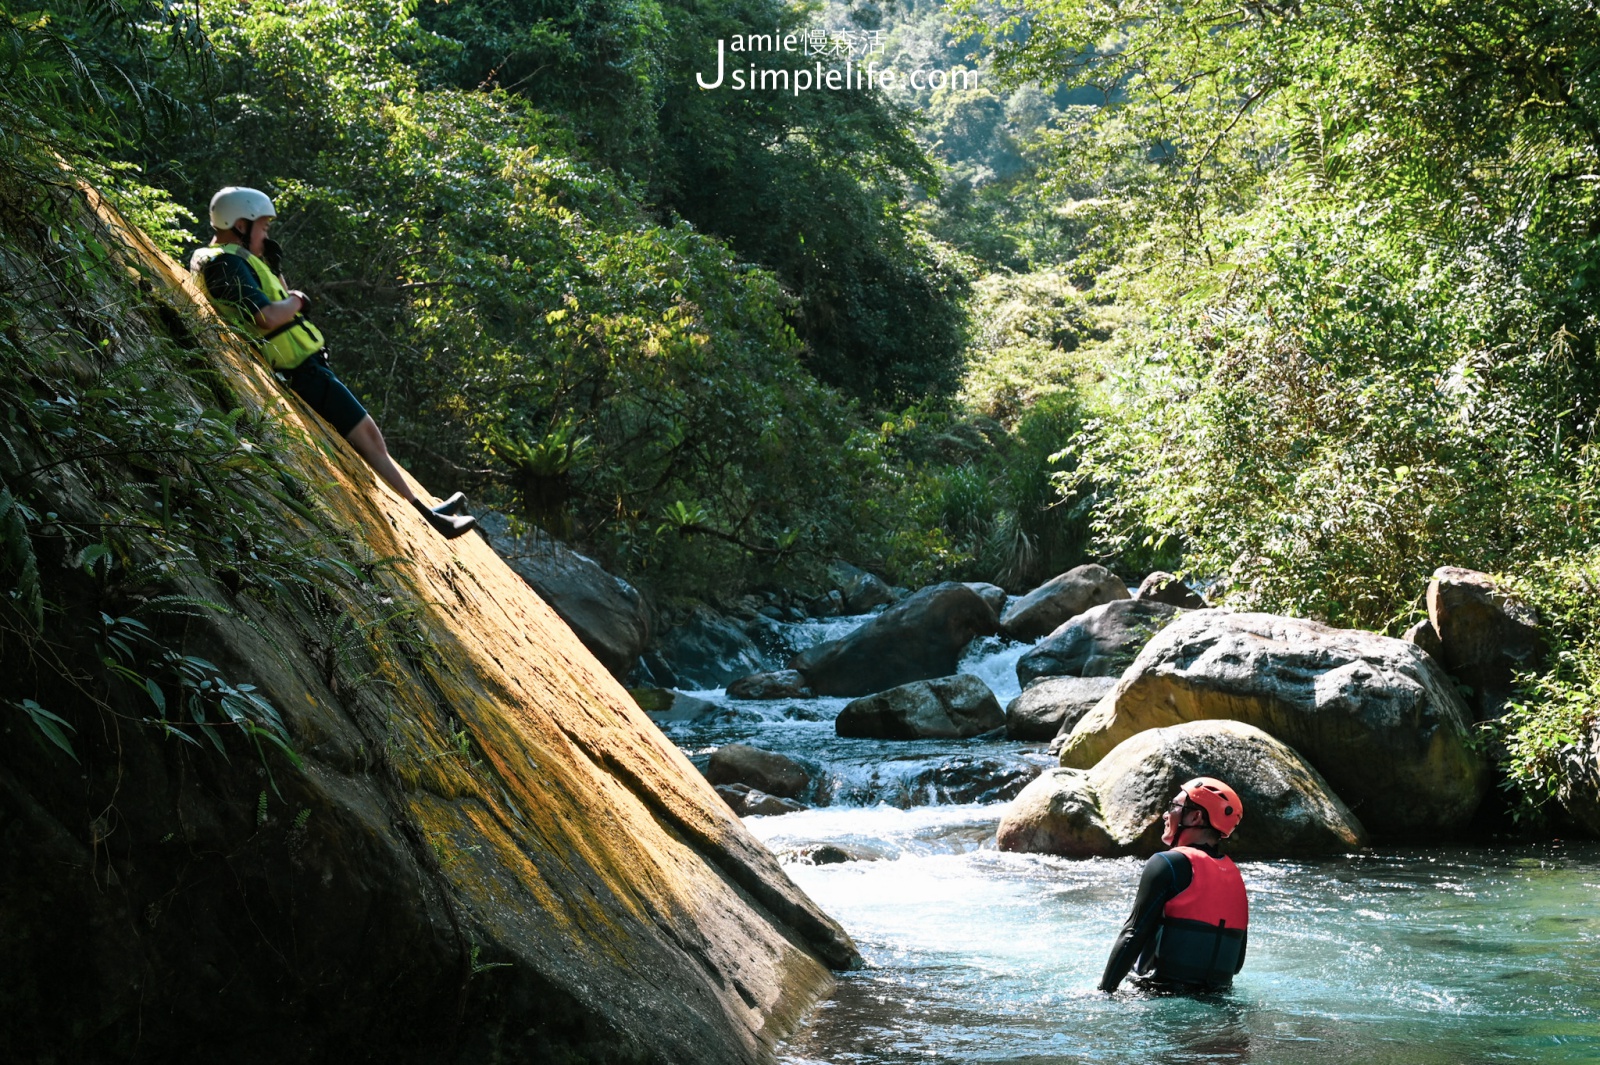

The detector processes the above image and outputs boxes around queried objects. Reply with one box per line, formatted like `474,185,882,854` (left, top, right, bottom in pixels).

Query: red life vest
1153,846,1249,986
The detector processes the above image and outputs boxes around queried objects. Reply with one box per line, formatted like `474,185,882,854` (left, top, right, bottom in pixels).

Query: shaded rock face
1015,599,1183,686
835,675,1005,739
1426,566,1542,720
1000,721,1368,858
1404,618,1444,660
726,669,813,701
791,582,999,697
830,561,898,614
706,744,813,800
1000,564,1130,642
1006,676,1118,741
964,582,1009,615
480,512,651,679
0,187,855,1064
1058,610,1487,837
1134,571,1206,609
658,608,773,689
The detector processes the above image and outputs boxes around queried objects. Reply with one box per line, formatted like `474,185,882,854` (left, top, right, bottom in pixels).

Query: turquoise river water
660,610,1600,1064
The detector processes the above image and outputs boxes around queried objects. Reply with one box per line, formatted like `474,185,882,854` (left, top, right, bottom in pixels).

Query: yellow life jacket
190,243,325,370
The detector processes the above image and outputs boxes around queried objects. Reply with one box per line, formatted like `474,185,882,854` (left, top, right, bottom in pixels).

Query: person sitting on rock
189,186,475,539
1098,776,1249,993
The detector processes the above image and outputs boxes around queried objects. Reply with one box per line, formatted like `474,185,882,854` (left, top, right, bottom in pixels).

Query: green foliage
958,0,1600,814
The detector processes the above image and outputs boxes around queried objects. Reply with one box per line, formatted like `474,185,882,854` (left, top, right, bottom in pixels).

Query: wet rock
1005,676,1118,741
811,590,845,617
830,561,898,614
1000,720,1368,857
1426,566,1542,721
726,669,814,701
1134,571,1207,609
716,784,808,816
1000,564,1130,642
995,768,1116,857
1016,599,1183,686
791,582,998,697
784,843,883,865
908,757,1042,804
1058,610,1488,837
631,688,719,723
835,674,1005,740
705,744,813,800
480,513,651,678
656,607,771,689
964,582,1008,615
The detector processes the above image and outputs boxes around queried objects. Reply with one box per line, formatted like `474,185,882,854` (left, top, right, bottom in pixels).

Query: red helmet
1180,776,1243,837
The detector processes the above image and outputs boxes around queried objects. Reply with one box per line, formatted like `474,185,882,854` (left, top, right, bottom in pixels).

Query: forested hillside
6,0,1600,870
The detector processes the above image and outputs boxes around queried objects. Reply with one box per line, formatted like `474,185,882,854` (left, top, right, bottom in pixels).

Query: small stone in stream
786,843,882,865
908,757,1042,805
632,688,718,723
835,674,1005,739
726,669,814,700
1006,675,1118,740
705,744,813,799
715,783,807,817
791,582,999,697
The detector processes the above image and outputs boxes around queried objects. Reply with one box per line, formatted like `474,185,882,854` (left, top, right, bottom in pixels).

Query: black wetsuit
1098,842,1248,992
198,245,368,436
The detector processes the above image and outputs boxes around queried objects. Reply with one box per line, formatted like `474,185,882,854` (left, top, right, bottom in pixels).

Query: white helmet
209,186,276,230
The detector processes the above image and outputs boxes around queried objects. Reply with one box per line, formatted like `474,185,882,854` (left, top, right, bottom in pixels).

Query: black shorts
281,353,368,437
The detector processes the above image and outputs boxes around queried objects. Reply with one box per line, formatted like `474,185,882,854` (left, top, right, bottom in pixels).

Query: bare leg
344,416,418,503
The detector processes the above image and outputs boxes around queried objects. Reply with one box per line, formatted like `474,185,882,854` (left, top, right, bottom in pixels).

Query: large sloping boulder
1005,676,1117,740
999,720,1368,857
791,582,998,697
658,608,772,688
1015,599,1183,686
835,674,1004,739
481,513,651,679
1058,610,1488,836
1000,564,1129,641
1426,566,1541,720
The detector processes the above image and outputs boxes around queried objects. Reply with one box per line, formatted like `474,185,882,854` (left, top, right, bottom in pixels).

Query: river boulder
480,513,651,678
835,674,1005,739
964,582,1009,615
999,720,1368,857
1426,566,1542,720
716,784,808,816
657,607,772,688
1000,564,1130,641
1005,676,1118,740
1015,599,1183,686
830,560,898,614
1057,610,1488,836
1134,571,1207,609
705,744,813,800
726,669,814,701
791,582,998,697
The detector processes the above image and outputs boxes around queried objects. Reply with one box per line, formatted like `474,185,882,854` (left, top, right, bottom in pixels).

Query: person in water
1098,776,1249,993
189,186,476,539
